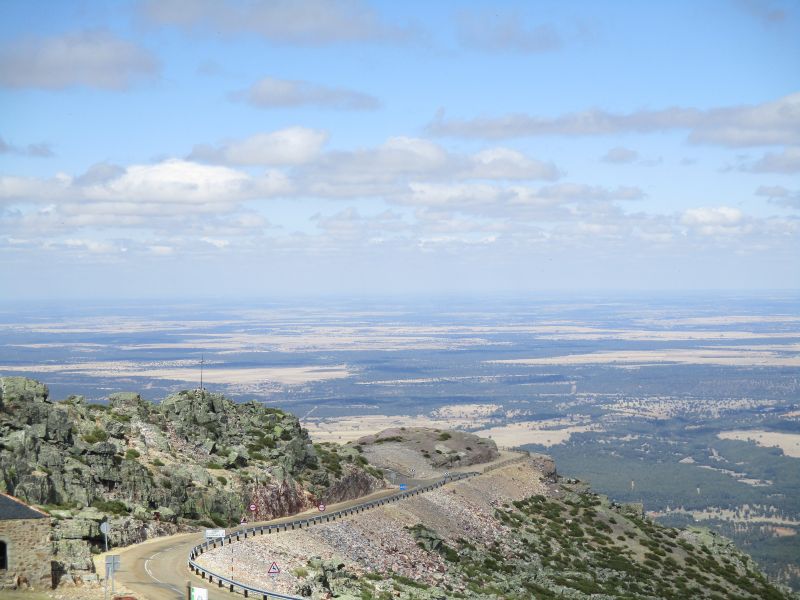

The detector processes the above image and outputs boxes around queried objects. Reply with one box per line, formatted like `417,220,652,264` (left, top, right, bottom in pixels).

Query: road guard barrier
188,451,529,598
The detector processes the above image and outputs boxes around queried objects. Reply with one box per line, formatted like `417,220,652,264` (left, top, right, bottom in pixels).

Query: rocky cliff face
0,376,385,586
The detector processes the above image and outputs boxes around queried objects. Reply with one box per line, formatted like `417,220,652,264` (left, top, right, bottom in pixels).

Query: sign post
100,521,110,552
104,554,120,600
205,528,225,546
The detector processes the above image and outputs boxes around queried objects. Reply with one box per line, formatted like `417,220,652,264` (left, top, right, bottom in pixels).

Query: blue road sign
399,484,407,490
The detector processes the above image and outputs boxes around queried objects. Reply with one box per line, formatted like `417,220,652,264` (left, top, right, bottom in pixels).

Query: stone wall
0,517,52,589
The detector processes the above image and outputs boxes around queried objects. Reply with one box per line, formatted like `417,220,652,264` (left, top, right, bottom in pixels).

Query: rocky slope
0,376,384,586
197,456,799,600
354,427,499,479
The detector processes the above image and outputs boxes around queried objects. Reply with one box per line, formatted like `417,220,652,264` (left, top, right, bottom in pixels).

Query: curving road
113,486,405,600
111,451,526,600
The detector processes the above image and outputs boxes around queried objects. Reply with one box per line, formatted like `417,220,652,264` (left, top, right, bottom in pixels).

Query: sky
1,0,798,300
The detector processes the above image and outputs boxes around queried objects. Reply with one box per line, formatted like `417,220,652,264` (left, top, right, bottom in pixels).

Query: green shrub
82,427,109,444
392,574,427,589
91,499,128,515
125,449,141,460
151,458,165,467
437,432,452,441
216,476,228,486
374,436,404,444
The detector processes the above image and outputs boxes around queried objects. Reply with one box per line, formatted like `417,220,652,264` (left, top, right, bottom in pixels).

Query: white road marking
144,558,162,583
144,551,182,594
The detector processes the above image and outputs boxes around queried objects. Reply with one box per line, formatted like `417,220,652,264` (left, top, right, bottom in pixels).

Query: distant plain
1,294,798,587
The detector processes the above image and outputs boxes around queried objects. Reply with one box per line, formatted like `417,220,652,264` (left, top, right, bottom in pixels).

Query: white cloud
682,206,743,226
456,11,561,53
469,148,560,180
142,0,415,45
0,159,288,207
689,95,800,146
62,238,123,254
298,137,560,198
81,160,255,203
428,93,800,147
0,159,290,240
756,185,800,209
745,147,800,174
401,182,505,208
0,135,53,157
601,147,638,164
190,127,329,165
394,182,642,218
0,31,158,90
201,237,230,249
682,206,747,236
233,77,380,110
299,137,451,197
312,208,407,239
531,183,644,202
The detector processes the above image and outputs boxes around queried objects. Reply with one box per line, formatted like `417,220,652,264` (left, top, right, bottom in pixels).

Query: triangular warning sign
268,562,280,575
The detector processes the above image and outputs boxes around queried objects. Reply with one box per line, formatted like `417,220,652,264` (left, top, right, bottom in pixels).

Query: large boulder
1,376,49,406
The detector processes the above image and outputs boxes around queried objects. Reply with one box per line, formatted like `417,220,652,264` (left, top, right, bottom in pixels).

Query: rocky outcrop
323,466,383,504
355,427,500,474
0,376,386,587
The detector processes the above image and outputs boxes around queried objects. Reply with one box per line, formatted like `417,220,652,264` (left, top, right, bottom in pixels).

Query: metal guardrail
482,449,530,473
187,473,475,598
187,451,531,598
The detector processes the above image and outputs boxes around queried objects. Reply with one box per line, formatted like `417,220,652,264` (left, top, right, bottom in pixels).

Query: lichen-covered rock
1,376,49,406
0,376,388,587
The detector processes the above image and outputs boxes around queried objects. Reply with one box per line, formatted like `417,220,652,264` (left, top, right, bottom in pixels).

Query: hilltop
353,426,500,479
0,376,383,586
